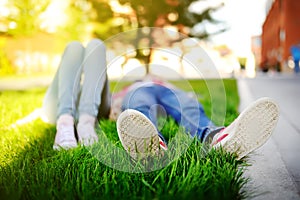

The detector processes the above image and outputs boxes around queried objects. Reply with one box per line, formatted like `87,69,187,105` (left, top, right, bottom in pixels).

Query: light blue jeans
121,83,217,141
42,39,111,124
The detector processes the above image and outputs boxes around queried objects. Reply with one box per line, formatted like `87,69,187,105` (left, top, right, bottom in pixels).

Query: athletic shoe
53,124,78,150
211,97,279,160
77,123,99,146
77,114,99,146
117,109,167,160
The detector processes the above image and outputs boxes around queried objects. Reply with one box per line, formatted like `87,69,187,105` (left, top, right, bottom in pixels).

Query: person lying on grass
32,39,279,160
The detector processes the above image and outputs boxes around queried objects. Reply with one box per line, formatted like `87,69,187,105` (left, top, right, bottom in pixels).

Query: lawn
0,79,248,200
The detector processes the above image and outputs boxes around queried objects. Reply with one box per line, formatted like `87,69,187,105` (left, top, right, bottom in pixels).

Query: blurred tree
0,0,51,75
57,0,92,42
60,0,118,41
5,0,51,37
85,0,119,40
54,0,115,47
117,0,225,73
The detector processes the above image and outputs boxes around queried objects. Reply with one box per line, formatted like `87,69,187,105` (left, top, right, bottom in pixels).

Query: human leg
42,41,84,123
78,39,108,117
117,85,167,159
46,41,85,149
121,85,166,140
76,39,111,146
155,85,217,141
121,85,158,125
41,69,58,125
117,83,217,159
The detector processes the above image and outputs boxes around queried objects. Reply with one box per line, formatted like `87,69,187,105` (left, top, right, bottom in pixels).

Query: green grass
0,79,248,200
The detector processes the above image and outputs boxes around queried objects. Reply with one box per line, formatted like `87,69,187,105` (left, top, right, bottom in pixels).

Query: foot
117,109,167,160
211,97,279,160
77,114,99,146
53,125,78,150
53,115,77,150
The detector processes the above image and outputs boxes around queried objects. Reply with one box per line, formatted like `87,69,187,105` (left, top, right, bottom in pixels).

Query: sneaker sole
117,109,161,160
217,97,279,160
53,142,77,150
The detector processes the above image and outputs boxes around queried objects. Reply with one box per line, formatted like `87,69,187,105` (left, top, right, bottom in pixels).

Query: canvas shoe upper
211,97,279,160
53,124,77,150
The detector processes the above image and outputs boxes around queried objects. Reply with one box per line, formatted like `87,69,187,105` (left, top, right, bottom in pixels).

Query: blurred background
0,0,299,79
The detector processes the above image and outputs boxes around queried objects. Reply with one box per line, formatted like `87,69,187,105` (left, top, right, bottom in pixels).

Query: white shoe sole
215,97,279,160
117,109,161,160
53,142,77,150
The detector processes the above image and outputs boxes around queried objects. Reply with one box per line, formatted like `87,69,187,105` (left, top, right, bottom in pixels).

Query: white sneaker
53,124,78,150
117,109,167,160
77,114,99,146
77,124,98,146
211,97,279,160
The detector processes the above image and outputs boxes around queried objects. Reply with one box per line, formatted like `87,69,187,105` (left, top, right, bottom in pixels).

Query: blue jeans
42,39,111,124
121,83,217,141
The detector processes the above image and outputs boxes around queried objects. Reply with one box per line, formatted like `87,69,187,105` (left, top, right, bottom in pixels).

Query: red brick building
261,0,300,71
251,35,262,68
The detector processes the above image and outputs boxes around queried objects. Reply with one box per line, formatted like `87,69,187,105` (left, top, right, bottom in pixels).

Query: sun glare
39,0,69,33
0,0,9,17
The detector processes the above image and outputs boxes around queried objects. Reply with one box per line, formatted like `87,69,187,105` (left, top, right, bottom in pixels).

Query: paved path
0,76,52,91
238,73,300,200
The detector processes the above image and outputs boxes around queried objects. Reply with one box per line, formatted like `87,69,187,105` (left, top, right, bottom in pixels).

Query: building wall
261,0,300,71
251,35,262,67
283,0,300,60
261,0,281,69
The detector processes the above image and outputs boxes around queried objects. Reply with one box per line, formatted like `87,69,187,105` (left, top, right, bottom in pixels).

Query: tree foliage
4,0,51,37
112,0,225,73
0,0,226,75
117,0,224,37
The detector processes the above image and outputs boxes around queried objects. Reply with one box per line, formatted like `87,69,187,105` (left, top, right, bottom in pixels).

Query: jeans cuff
202,126,225,144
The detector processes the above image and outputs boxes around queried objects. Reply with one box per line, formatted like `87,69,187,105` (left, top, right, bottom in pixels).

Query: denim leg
122,86,158,125
121,85,166,141
57,42,84,118
78,39,109,117
42,69,58,124
42,41,84,123
155,85,215,140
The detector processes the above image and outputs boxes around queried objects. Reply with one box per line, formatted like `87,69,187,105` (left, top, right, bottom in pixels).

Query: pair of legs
42,39,111,149
121,83,218,142
117,86,280,160
117,83,224,159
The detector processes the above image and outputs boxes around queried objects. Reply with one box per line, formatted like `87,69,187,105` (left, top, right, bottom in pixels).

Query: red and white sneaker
117,109,167,160
211,97,279,160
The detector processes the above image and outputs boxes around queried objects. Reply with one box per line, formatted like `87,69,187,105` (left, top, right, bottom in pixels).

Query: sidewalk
238,73,300,200
0,76,52,91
